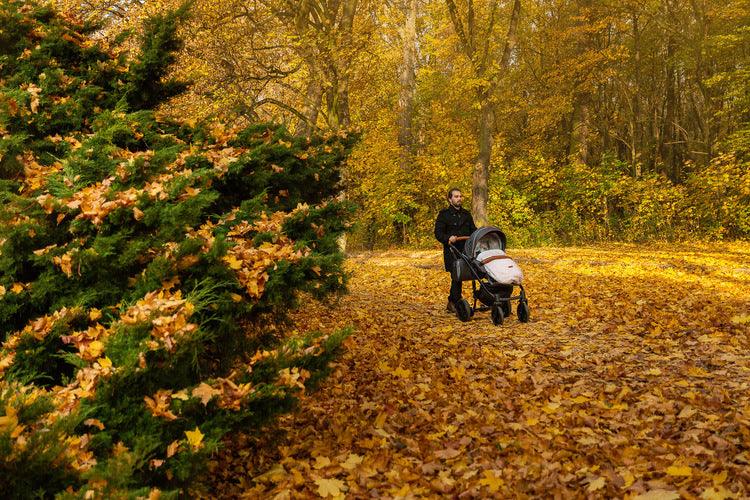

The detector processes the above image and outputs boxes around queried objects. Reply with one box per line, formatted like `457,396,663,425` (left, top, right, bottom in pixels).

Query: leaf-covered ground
207,244,750,499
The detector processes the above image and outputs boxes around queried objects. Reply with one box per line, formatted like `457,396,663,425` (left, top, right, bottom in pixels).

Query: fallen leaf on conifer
185,427,204,450
192,383,221,405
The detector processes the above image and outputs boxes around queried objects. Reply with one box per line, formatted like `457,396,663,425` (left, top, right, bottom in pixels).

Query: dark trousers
449,278,462,303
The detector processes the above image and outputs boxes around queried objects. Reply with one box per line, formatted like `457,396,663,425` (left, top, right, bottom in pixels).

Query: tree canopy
78,0,749,245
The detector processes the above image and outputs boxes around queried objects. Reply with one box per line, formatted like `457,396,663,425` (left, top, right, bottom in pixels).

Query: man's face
449,190,462,208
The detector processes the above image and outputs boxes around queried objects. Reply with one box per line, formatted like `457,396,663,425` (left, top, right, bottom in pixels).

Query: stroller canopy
464,226,507,257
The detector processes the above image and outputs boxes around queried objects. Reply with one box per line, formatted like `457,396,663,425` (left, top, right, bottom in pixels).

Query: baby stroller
448,226,530,325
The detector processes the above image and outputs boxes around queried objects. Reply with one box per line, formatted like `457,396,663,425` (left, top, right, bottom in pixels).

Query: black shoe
447,301,457,313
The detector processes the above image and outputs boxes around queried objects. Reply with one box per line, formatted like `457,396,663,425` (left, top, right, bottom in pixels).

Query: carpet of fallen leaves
205,243,750,499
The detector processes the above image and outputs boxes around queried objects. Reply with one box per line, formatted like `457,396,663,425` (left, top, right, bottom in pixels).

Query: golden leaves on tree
223,210,310,299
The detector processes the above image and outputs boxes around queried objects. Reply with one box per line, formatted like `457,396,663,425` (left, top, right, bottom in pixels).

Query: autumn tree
47,0,750,243
444,0,521,225
0,1,355,496
342,0,749,243
105,0,377,134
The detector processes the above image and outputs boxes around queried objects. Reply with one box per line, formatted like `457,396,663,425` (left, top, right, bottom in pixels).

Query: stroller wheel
456,299,472,322
491,304,504,326
517,300,530,323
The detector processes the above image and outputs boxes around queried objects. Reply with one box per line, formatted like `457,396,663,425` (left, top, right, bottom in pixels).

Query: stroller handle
447,236,470,254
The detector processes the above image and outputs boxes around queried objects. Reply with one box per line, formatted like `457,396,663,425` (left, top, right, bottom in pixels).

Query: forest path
212,244,750,498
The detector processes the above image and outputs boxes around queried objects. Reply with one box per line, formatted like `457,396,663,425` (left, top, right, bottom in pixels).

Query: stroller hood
464,226,507,257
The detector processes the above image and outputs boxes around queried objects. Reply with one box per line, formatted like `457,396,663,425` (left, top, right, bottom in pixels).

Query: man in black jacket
434,188,477,312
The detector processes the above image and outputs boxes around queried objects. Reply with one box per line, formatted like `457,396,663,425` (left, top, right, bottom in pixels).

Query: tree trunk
325,69,340,130
296,66,323,137
631,9,641,177
473,94,492,226
688,0,712,163
499,0,521,68
336,73,351,128
475,0,520,225
663,8,678,181
335,0,358,129
398,0,418,169
574,100,591,165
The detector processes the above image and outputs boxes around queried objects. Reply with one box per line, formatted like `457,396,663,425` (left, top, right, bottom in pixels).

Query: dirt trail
212,245,750,498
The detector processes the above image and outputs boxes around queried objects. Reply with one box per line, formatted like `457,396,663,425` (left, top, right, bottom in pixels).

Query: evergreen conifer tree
0,1,355,496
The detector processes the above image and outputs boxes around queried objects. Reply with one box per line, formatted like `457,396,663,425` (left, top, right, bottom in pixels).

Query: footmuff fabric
476,249,524,285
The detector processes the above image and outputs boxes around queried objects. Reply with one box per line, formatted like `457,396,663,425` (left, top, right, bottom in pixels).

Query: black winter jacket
434,206,476,272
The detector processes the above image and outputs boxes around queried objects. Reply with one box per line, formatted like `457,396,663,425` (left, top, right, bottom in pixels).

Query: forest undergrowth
207,243,750,498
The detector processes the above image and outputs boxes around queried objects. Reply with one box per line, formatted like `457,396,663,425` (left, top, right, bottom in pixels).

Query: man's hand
448,235,457,244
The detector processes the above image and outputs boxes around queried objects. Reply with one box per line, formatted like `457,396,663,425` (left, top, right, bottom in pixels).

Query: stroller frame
447,227,530,325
